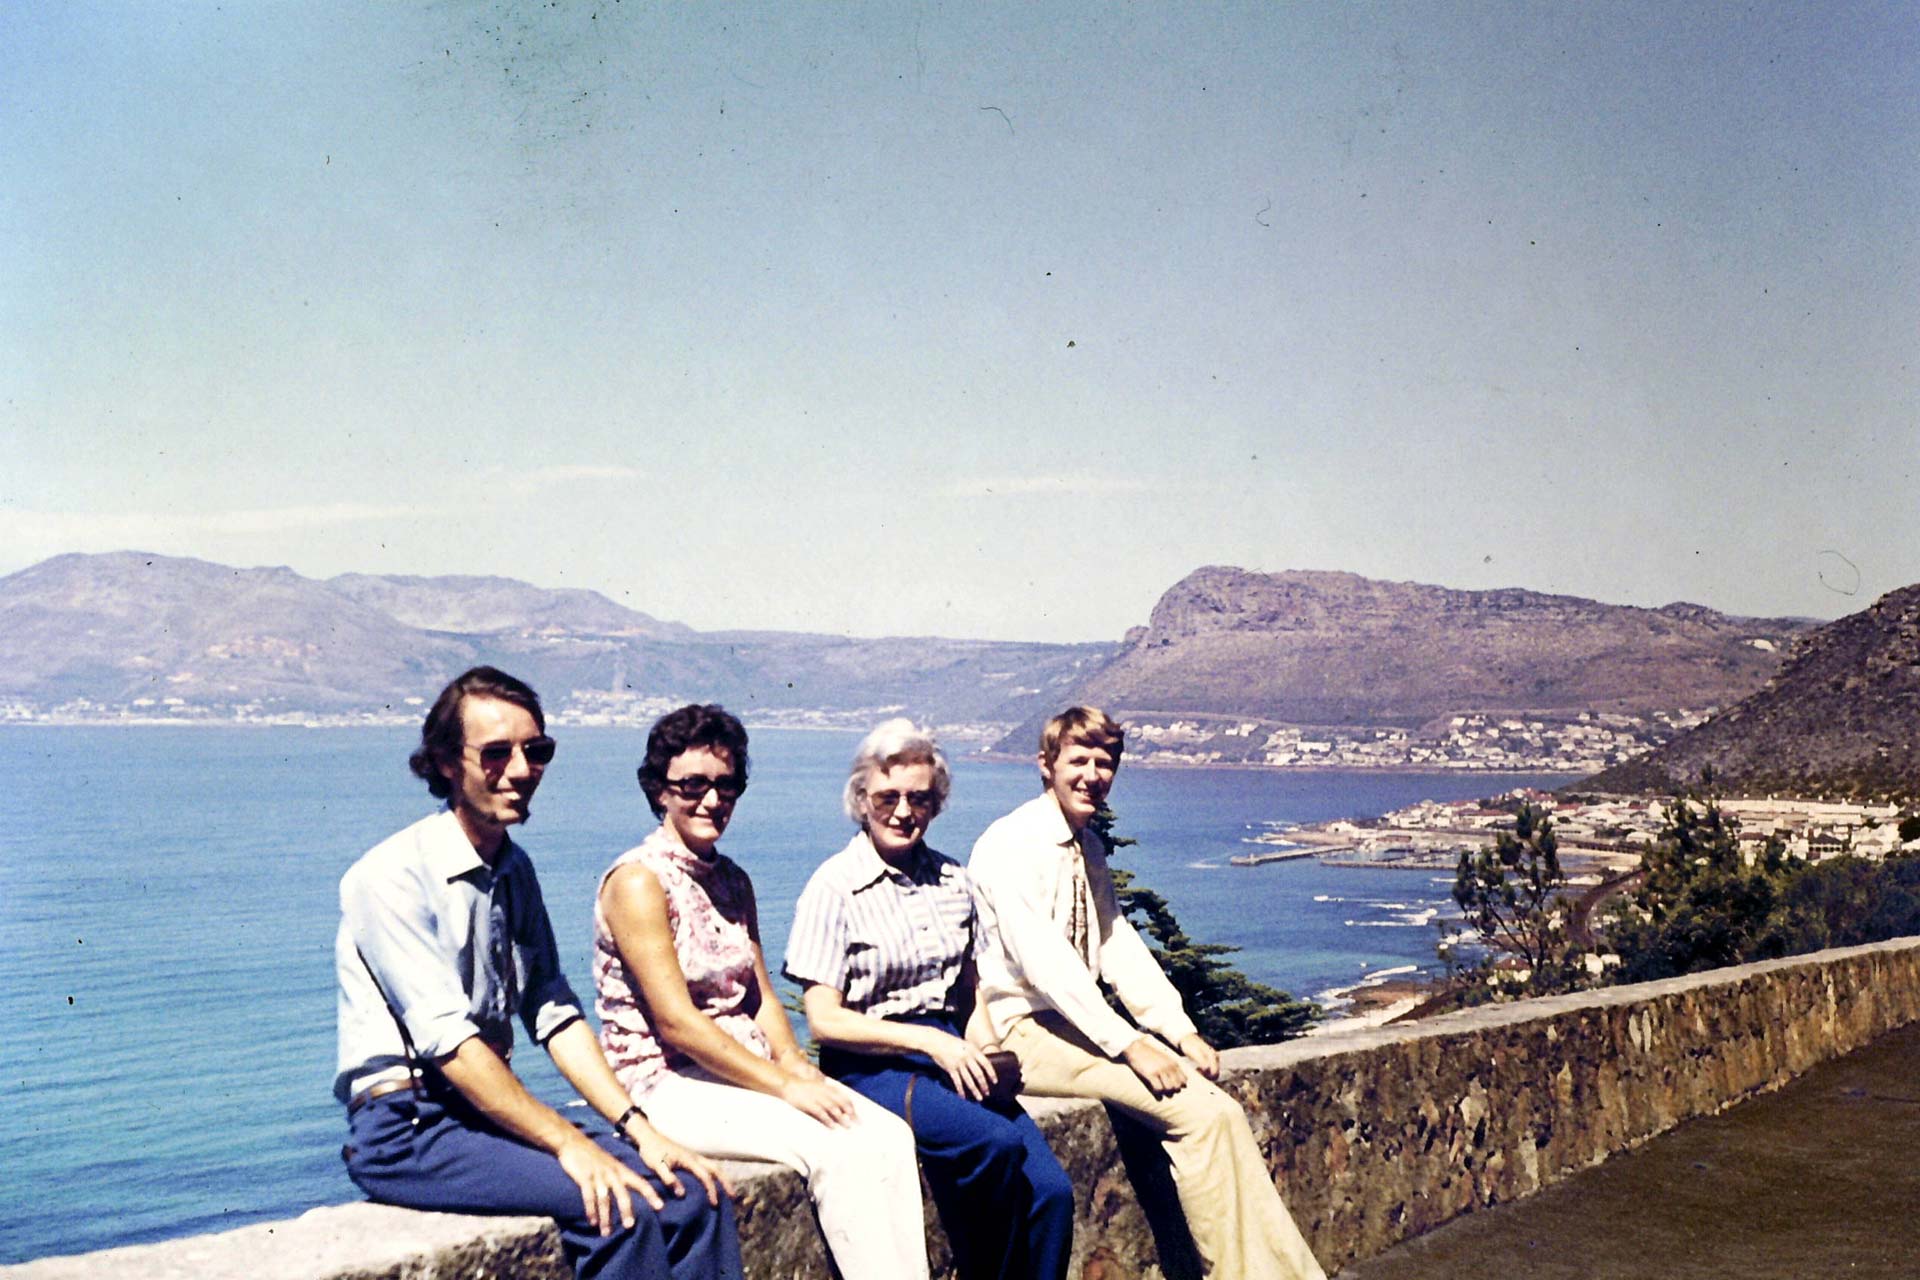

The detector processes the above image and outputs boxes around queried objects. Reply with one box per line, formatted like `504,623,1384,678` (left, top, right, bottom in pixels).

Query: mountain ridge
0,552,1112,723
0,556,1823,753
1065,565,1809,727
1584,583,1920,800
327,572,695,641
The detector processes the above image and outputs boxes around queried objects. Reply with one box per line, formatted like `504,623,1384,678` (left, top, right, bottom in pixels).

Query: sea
0,724,1569,1264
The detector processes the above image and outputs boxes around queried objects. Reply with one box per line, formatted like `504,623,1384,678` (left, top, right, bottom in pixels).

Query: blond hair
1039,705,1124,768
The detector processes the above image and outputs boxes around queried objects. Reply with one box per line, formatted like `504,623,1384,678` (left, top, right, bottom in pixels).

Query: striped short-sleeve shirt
784,832,977,1021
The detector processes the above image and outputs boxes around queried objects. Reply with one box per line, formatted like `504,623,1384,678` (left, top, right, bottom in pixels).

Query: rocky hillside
0,553,1115,723
0,553,470,710
1585,584,1920,800
328,573,695,641
1063,566,1809,726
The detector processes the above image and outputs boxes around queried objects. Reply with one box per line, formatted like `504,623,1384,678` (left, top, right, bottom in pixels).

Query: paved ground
1338,1020,1920,1280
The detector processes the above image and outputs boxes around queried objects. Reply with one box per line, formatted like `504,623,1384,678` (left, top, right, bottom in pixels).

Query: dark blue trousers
824,1021,1074,1280
345,1092,741,1280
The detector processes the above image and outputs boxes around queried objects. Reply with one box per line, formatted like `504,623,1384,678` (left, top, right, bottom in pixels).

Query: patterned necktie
490,869,518,1027
1066,846,1093,967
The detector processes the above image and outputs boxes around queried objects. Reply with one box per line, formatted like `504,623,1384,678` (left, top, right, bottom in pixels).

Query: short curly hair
408,667,545,801
637,704,751,818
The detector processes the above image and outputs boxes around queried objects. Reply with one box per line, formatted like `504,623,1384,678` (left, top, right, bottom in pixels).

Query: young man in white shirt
969,706,1325,1280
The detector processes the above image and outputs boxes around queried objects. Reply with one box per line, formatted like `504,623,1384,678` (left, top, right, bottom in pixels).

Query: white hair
842,717,952,825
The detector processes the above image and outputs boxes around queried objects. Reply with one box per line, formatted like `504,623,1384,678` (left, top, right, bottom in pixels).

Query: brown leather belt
347,1078,417,1115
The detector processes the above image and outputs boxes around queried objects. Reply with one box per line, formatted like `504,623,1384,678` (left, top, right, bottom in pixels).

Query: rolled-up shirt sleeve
783,874,852,992
971,830,1146,1058
507,859,584,1046
342,858,484,1063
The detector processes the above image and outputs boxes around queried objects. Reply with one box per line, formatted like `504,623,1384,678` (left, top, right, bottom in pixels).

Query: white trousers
644,1071,930,1280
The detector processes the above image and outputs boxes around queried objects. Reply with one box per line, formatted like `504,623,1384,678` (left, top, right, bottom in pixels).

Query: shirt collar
643,825,724,877
424,809,514,883
841,831,945,892
1031,791,1085,851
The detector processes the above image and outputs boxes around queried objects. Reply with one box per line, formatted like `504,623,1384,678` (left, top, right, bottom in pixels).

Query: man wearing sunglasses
334,666,742,1280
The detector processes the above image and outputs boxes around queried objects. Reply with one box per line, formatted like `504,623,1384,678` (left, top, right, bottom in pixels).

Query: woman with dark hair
785,718,1074,1280
593,705,929,1280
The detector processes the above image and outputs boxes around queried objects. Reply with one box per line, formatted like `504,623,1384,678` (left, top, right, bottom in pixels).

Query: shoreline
975,749,1580,778
0,724,1595,778
1306,973,1438,1035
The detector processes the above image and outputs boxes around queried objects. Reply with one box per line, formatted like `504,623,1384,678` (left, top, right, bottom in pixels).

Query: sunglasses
466,736,557,769
660,774,747,802
866,789,937,815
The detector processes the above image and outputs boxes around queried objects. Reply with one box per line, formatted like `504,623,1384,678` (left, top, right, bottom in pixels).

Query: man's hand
438,1033,667,1233
1178,1033,1221,1080
780,1074,860,1127
924,1031,999,1101
555,1131,665,1232
623,1120,732,1207
1121,1036,1187,1096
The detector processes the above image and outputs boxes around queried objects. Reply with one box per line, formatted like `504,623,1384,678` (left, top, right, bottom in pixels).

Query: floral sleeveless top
593,829,770,1098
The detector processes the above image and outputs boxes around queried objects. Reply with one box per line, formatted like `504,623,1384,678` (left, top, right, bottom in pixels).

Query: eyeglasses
866,789,937,815
466,736,557,770
660,774,747,802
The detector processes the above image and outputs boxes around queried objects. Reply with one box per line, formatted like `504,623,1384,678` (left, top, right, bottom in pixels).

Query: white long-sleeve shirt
968,792,1198,1057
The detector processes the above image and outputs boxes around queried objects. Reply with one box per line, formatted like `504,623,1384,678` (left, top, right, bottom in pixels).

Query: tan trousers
1003,1013,1326,1280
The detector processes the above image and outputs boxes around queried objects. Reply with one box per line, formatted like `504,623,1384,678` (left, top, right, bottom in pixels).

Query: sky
4,2,1916,643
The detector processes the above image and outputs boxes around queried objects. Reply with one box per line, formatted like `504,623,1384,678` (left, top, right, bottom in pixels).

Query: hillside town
1241,788,1914,869
1126,708,1714,773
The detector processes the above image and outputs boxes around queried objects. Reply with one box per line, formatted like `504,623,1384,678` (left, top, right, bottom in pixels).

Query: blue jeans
823,1017,1074,1280
344,1091,741,1280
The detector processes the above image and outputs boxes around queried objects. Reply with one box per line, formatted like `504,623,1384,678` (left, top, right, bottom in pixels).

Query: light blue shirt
784,832,977,1021
334,810,583,1103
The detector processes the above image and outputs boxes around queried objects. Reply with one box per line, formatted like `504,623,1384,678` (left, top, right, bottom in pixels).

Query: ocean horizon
0,724,1568,1264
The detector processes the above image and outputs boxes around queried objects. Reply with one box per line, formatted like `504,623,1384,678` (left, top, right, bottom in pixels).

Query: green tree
1090,808,1318,1046
1448,802,1584,998
1607,799,1790,983
1766,854,1896,954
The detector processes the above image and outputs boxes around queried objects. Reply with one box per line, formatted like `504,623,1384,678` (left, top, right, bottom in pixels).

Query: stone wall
12,937,1920,1280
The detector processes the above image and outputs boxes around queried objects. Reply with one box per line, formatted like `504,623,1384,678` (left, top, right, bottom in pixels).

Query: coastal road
1567,867,1643,950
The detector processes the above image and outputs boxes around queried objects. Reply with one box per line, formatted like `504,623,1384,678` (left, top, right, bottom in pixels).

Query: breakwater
11,935,1920,1279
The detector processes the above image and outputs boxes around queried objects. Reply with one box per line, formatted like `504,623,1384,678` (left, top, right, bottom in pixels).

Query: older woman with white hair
784,719,1074,1280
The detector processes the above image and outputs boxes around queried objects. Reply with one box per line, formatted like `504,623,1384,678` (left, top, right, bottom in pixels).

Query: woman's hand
776,1046,825,1082
780,1073,860,1128
625,1121,733,1206
924,1031,1000,1102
